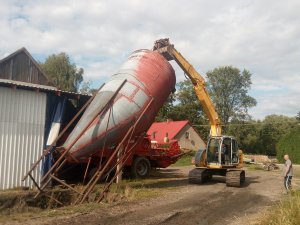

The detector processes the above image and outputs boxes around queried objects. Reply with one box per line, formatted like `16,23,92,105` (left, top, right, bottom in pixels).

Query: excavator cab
206,136,240,167
191,136,245,186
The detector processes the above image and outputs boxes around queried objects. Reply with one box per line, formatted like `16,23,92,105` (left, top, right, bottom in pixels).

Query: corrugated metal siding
0,87,46,189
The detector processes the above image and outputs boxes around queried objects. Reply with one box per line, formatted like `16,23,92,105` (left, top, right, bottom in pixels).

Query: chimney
166,118,173,123
164,132,169,143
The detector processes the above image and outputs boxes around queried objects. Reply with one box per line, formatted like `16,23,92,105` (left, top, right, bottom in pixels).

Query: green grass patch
257,191,300,225
172,153,194,167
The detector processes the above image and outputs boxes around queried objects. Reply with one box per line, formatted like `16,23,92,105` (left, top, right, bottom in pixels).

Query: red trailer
123,137,182,178
55,135,182,181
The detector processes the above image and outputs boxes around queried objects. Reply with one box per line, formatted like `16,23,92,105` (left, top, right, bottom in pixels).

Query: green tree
206,66,257,124
173,80,210,139
173,80,206,124
227,115,298,155
259,115,298,155
277,125,300,164
156,66,257,141
79,81,98,95
155,94,175,122
156,80,210,140
41,53,83,92
227,119,263,153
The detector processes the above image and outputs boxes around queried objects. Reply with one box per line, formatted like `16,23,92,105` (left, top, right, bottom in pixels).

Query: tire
131,157,151,179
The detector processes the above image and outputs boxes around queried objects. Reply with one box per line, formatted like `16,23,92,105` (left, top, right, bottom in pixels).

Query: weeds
257,191,300,225
0,174,179,223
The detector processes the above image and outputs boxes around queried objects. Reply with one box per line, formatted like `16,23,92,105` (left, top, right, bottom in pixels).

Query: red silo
61,49,176,162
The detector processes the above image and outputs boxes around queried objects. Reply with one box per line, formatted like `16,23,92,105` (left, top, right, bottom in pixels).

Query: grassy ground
257,191,300,225
172,153,194,167
0,172,183,223
256,165,300,225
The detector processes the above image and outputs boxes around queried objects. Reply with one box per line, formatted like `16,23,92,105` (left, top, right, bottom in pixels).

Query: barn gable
0,47,49,85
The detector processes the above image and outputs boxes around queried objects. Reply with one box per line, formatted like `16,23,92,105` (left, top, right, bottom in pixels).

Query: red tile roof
147,120,189,141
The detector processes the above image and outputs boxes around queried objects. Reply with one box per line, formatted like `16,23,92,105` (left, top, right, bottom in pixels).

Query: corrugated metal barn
0,48,90,190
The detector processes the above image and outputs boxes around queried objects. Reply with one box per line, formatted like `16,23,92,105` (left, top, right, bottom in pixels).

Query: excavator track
226,170,245,187
188,168,211,184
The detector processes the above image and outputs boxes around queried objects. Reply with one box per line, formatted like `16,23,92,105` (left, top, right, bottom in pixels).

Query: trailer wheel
131,157,151,179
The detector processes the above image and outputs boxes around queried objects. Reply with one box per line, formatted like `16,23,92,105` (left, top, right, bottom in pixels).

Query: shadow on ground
140,169,262,189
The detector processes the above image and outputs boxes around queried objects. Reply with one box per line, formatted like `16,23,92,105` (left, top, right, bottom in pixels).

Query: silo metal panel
0,87,46,190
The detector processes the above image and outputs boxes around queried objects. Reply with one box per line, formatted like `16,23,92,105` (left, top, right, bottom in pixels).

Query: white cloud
0,0,299,119
249,89,300,119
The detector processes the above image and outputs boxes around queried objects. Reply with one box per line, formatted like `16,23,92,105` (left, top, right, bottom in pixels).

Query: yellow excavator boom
153,39,245,187
153,39,221,136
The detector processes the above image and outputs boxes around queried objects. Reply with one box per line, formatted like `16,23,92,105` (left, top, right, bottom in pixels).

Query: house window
191,140,195,146
185,131,190,139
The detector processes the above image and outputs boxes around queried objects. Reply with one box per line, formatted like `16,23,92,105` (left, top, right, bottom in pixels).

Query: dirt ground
2,165,299,225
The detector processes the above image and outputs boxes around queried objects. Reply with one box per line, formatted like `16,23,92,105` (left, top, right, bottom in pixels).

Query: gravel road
27,165,293,225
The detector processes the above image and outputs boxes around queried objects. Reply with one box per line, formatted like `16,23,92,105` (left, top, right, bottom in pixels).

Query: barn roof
0,78,91,101
1,47,36,64
147,120,190,141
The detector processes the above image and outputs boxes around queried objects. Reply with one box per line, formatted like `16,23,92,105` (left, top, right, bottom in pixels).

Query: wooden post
116,145,124,184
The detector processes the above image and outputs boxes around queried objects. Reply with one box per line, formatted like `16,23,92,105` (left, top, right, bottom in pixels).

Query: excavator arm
153,38,221,136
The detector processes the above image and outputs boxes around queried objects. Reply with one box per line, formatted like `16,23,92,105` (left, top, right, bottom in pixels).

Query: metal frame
22,80,127,204
22,79,155,205
75,98,154,204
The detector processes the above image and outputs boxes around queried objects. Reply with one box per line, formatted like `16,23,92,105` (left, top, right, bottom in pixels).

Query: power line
192,121,299,127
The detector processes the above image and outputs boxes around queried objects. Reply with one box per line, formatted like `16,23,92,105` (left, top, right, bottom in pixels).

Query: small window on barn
185,131,190,139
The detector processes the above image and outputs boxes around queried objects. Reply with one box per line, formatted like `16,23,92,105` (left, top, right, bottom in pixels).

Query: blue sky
0,0,299,119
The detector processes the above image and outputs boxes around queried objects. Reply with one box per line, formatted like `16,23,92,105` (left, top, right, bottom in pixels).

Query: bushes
276,125,300,164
